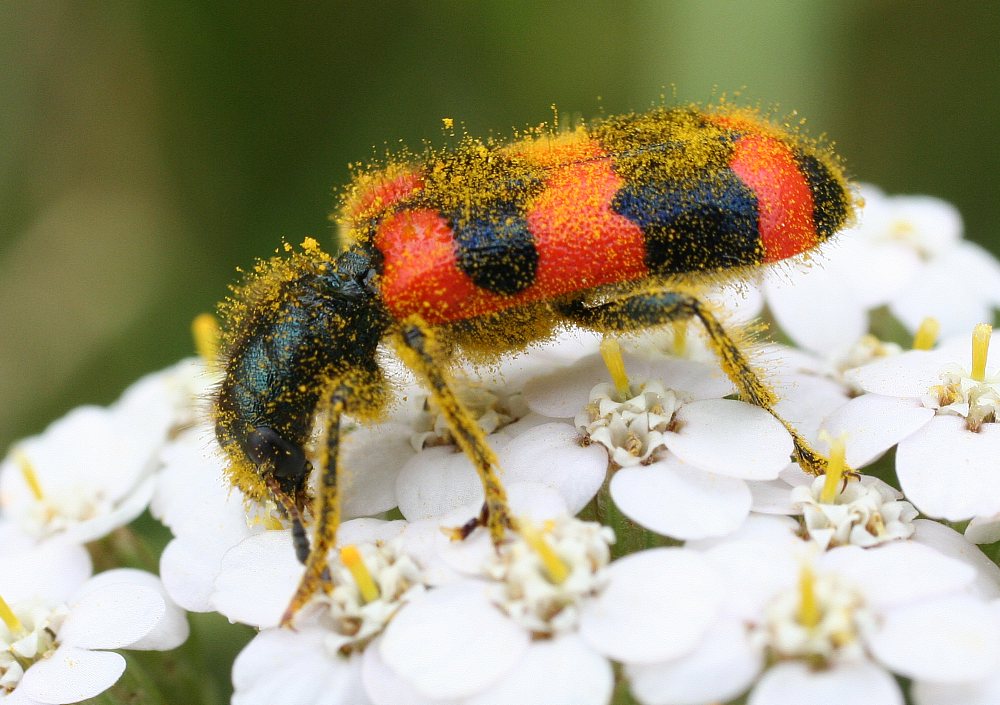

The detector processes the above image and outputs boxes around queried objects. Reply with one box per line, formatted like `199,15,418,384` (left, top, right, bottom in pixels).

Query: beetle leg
395,316,516,545
280,383,349,627
264,475,312,565
558,289,844,477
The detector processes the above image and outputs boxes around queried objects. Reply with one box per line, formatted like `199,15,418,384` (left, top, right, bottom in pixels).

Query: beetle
213,105,855,624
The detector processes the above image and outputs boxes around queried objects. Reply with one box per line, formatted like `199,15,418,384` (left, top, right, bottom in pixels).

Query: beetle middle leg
557,288,843,477
395,316,517,545
280,382,349,627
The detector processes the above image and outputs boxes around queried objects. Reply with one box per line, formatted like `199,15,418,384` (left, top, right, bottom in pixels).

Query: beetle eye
245,427,308,483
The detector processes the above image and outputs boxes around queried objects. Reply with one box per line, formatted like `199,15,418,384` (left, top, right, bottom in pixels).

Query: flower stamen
16,452,44,502
599,337,630,400
818,431,847,504
340,545,380,603
0,595,23,635
192,313,221,370
796,564,821,629
971,323,992,383
912,317,940,351
520,521,570,585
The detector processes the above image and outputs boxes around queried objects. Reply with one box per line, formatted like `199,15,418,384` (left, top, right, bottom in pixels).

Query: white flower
840,326,1000,524
0,407,158,544
627,528,1000,705
527,350,793,540
792,474,917,550
1,568,187,704
225,519,425,705
763,186,1000,351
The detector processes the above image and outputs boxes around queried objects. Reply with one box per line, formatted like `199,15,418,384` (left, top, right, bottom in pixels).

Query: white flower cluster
0,361,201,703
4,187,1000,705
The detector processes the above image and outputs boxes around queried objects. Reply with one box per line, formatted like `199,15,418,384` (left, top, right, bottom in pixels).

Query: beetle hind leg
395,316,517,545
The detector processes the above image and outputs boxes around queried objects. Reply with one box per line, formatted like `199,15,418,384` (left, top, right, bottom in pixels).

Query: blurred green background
2,1,999,452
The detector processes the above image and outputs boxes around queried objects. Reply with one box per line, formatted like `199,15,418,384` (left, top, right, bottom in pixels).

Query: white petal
840,239,922,308
579,548,722,664
379,582,529,699
913,674,1000,705
772,372,850,446
160,535,227,612
748,478,799,515
341,423,413,517
703,539,800,619
212,531,302,628
896,416,1000,520
819,542,975,609
233,627,371,705
20,646,125,704
869,595,1000,682
628,357,735,400
60,475,156,545
362,644,451,705
663,400,792,480
627,617,762,705
496,422,607,514
0,530,92,604
466,635,613,705
748,661,902,705
395,446,487,521
70,568,187,651
610,458,751,539
948,241,1000,306
523,355,609,419
764,260,868,355
821,394,934,468
966,514,1000,545
843,349,950,398
913,519,1000,600
59,579,165,650
890,259,993,337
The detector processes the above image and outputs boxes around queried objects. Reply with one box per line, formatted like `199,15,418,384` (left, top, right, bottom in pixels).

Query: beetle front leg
280,383,349,627
558,289,844,477
395,316,517,545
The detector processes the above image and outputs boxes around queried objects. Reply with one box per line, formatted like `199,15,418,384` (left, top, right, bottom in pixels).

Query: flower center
318,539,424,655
485,516,613,637
926,323,999,431
13,453,113,538
758,565,868,667
411,384,528,450
0,595,66,694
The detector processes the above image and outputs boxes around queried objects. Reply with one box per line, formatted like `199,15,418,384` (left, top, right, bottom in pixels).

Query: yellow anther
520,521,569,585
912,317,940,351
300,237,321,253
340,545,380,603
971,323,992,383
192,313,221,369
0,594,24,635
818,431,847,504
16,452,44,502
797,564,821,629
599,337,631,400
671,320,688,357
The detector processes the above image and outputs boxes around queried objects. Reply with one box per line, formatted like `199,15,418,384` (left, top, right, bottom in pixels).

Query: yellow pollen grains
340,545,380,603
0,594,24,635
520,521,570,585
16,452,44,502
817,431,848,504
971,323,993,383
599,337,631,400
796,564,821,630
911,317,940,351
